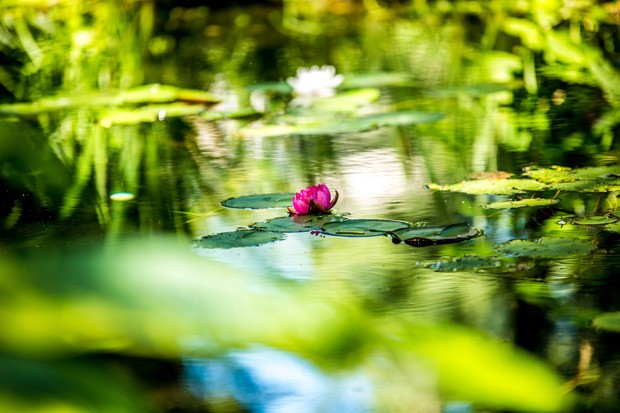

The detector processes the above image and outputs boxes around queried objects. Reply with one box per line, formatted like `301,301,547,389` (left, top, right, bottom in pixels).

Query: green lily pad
482,198,558,210
0,84,219,116
320,219,411,237
249,215,344,233
431,83,512,98
341,72,416,88
523,165,620,192
388,222,483,247
240,110,444,138
495,237,596,258
554,179,620,193
359,110,444,127
195,229,285,249
571,215,619,225
201,107,260,121
424,255,531,272
592,312,620,333
308,88,381,112
221,193,295,210
427,178,547,195
522,166,575,183
99,104,206,126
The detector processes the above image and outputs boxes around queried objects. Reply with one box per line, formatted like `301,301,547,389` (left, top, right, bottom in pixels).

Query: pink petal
314,184,331,210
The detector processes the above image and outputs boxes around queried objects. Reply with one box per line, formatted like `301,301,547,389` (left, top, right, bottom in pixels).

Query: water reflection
185,347,372,413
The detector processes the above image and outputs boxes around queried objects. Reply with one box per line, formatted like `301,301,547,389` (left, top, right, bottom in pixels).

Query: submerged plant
288,184,339,215
286,65,344,99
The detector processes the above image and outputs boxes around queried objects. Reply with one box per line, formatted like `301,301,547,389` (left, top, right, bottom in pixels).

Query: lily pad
221,193,295,210
431,83,512,98
240,110,444,138
388,222,483,247
424,255,531,272
250,215,343,233
99,104,206,126
495,237,596,258
341,72,416,88
554,179,620,193
521,166,575,183
571,215,619,225
426,178,547,195
592,312,620,333
320,219,411,237
523,165,620,192
482,198,558,210
308,88,381,112
0,84,219,116
195,229,285,249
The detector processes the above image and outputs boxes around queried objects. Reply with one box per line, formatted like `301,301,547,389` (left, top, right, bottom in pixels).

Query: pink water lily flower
288,184,339,215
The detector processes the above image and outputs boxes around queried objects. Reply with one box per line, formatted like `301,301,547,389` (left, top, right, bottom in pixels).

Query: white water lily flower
286,65,344,98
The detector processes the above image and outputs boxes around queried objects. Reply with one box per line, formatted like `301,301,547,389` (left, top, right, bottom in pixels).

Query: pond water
1,1,619,412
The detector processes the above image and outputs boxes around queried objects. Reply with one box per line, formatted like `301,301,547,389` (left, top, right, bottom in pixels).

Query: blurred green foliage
0,0,619,412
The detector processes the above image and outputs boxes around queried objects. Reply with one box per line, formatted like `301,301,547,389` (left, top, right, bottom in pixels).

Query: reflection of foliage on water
1,1,619,412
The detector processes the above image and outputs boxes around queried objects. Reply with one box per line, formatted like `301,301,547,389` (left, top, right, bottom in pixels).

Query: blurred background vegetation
0,0,619,412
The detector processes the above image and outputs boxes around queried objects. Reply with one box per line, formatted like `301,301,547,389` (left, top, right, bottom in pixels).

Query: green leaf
427,178,547,195
0,84,220,116
571,215,618,226
320,219,411,237
341,72,415,88
240,110,444,138
99,103,206,126
309,88,381,112
592,312,620,333
482,198,558,210
388,222,482,247
249,215,344,233
195,229,285,248
495,237,597,258
0,357,151,413
431,83,512,98
401,323,570,412
221,193,295,209
423,255,527,272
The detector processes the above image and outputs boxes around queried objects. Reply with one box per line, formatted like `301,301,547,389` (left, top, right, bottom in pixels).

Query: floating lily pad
201,107,260,121
482,198,558,210
0,84,219,116
571,215,619,225
240,110,444,138
522,166,575,183
195,229,285,249
100,104,206,126
221,193,295,210
427,178,547,195
341,72,416,88
320,219,411,237
495,237,596,258
250,215,343,233
431,83,511,98
424,255,507,272
592,312,620,333
388,222,483,247
308,88,381,112
554,179,620,193
523,165,620,192
360,110,444,127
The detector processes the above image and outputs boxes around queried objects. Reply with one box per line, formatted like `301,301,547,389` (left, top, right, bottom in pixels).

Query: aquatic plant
286,65,344,98
288,183,339,215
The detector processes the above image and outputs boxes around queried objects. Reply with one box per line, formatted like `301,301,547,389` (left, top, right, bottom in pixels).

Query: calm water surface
1,2,619,412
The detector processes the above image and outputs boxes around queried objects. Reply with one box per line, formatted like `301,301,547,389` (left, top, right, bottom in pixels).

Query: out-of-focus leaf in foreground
389,322,571,412
0,238,367,360
0,356,153,413
0,239,571,412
